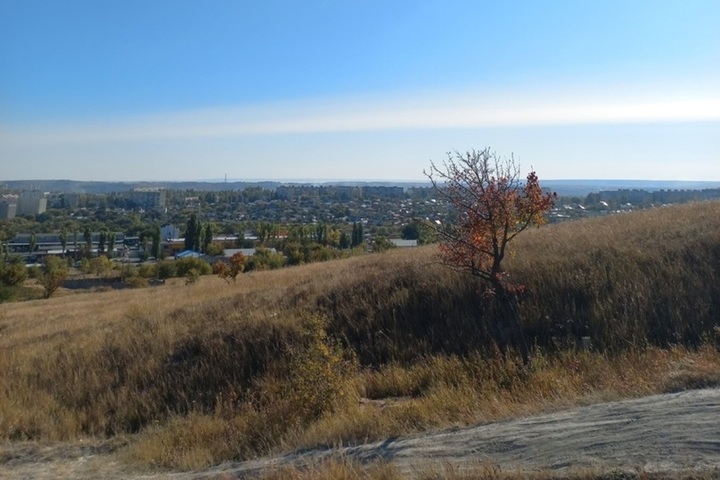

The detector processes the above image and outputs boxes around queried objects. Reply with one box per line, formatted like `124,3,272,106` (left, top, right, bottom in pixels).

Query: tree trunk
492,286,530,364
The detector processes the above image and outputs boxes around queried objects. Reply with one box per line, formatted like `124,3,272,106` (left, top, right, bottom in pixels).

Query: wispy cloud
2,88,719,146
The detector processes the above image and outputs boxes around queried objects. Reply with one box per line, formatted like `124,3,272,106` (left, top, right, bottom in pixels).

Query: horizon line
3,178,720,185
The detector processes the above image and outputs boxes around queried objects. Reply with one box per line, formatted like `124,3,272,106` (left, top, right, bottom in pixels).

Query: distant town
2,179,720,270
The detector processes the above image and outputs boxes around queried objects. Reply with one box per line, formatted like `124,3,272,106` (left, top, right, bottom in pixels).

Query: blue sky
1,0,718,182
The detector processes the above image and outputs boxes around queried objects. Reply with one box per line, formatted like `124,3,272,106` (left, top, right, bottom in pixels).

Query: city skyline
1,1,719,182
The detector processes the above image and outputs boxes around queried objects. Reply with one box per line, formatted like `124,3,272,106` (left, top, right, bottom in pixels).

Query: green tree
39,256,69,298
195,220,204,252
92,255,112,277
29,232,37,256
401,219,436,245
339,231,351,250
107,232,116,258
184,214,199,251
401,221,421,240
98,230,107,255
351,222,364,247
151,226,162,258
314,223,327,245
72,229,79,259
80,257,92,276
59,226,68,258
256,222,278,244
83,228,92,257
202,223,213,254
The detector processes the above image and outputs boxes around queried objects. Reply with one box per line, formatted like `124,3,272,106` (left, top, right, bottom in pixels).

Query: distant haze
3,178,720,198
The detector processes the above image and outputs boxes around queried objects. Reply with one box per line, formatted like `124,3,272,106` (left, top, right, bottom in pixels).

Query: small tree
339,231,351,250
72,230,79,260
185,268,200,285
151,226,162,259
83,228,93,258
107,232,116,258
426,148,555,358
202,223,213,254
92,255,112,277
184,214,199,251
213,251,246,284
29,232,37,257
59,226,68,258
351,222,364,247
98,230,107,255
39,256,69,298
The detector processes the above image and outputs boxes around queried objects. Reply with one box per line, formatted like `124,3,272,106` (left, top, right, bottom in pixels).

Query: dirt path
3,388,719,479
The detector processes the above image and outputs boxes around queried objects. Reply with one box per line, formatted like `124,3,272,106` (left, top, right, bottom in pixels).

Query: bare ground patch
2,388,719,479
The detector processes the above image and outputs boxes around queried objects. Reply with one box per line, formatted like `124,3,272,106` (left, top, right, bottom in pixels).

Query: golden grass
1,201,719,473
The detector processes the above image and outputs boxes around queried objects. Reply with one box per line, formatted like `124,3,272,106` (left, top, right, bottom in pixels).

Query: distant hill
0,179,283,193
541,180,720,197
2,178,719,196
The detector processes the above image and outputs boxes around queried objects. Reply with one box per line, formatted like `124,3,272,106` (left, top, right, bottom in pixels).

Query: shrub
39,256,69,298
185,268,200,285
157,260,177,279
176,257,212,277
125,276,149,289
286,315,357,423
0,285,17,303
138,263,158,279
0,256,26,287
26,265,41,279
246,247,285,271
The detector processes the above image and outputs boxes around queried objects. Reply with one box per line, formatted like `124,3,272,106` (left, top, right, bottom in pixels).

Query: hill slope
1,201,719,475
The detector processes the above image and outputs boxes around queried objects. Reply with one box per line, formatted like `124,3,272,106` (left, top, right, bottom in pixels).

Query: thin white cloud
2,88,719,146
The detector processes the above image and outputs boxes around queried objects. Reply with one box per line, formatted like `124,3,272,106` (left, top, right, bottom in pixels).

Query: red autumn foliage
426,148,556,294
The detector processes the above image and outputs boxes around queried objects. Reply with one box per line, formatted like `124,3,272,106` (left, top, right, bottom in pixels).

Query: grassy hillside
1,201,719,471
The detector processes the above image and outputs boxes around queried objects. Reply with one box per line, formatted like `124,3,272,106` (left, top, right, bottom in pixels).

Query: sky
1,0,718,182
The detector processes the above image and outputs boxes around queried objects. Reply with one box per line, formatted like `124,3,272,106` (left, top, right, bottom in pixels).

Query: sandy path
2,388,719,478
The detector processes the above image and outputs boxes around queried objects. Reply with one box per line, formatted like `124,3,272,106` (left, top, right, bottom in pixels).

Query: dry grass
1,201,719,473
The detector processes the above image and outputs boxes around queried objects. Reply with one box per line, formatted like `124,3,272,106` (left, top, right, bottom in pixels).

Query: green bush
246,247,285,271
157,260,177,279
0,285,17,303
285,315,356,423
0,256,27,287
39,256,69,299
27,265,41,279
176,257,212,277
138,263,158,279
125,276,149,289
185,268,200,285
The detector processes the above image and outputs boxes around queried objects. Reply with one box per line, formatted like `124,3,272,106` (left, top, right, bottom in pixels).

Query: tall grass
1,201,719,471
313,202,720,360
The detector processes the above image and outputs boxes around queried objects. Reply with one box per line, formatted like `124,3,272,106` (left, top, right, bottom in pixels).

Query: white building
161,224,180,240
0,195,18,220
17,191,47,216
